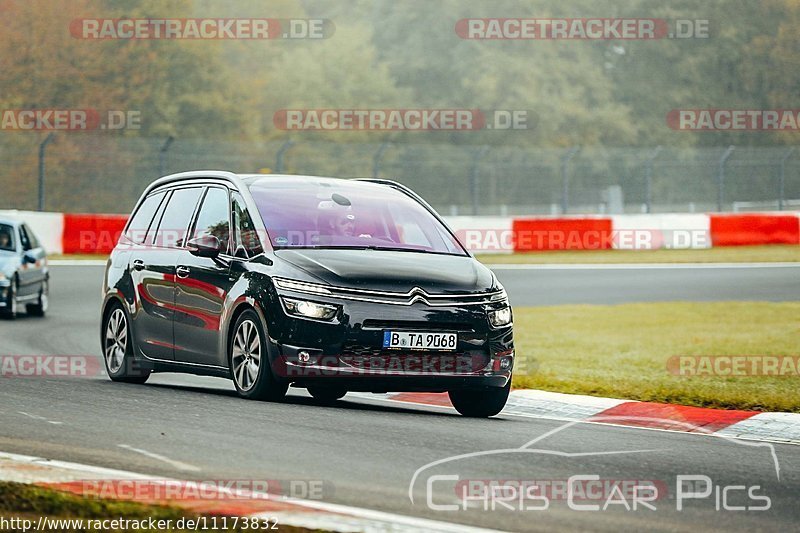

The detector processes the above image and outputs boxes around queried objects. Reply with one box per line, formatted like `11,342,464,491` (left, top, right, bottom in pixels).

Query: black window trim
187,185,233,257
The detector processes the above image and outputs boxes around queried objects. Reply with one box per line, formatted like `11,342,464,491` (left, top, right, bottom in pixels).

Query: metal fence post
779,147,795,211
158,136,174,176
717,145,735,212
275,140,294,173
560,146,580,214
38,133,56,211
644,145,662,214
470,146,489,216
372,141,391,178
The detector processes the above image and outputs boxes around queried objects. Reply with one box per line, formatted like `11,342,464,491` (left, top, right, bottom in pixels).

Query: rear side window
191,187,231,253
125,191,165,244
231,192,264,258
154,187,203,248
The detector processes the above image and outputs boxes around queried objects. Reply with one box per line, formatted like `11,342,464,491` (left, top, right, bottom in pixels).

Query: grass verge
477,244,800,264
0,482,316,532
511,302,800,412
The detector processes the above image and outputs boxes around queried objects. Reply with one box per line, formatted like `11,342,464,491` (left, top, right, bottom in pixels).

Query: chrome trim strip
274,277,506,307
140,353,228,370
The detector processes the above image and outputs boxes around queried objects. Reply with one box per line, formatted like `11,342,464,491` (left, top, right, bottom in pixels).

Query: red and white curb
361,390,800,445
0,452,496,533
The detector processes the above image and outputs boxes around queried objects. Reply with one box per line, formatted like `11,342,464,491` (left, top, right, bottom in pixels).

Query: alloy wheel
232,319,261,391
104,308,127,374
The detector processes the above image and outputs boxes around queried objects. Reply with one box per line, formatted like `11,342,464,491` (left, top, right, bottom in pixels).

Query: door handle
176,266,190,279
132,259,145,271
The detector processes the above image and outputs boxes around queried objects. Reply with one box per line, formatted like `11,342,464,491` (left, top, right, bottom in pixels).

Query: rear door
129,187,203,361
173,186,235,366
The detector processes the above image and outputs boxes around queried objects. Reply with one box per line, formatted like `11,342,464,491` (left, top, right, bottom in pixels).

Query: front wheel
230,310,288,402
448,382,510,418
103,304,150,384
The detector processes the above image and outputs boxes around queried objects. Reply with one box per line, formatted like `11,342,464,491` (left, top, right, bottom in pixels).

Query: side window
18,225,32,251
154,187,203,248
23,224,39,249
191,188,231,253
125,191,165,244
231,192,264,258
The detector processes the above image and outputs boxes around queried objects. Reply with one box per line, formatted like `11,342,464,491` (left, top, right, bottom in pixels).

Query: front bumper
264,289,514,391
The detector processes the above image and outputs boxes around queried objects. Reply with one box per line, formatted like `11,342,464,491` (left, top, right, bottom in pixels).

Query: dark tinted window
154,187,203,248
231,192,263,258
0,223,15,251
191,187,230,253
18,225,31,251
125,191,165,244
23,225,40,249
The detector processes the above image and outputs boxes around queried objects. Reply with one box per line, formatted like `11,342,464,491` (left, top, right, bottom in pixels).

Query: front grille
361,320,474,332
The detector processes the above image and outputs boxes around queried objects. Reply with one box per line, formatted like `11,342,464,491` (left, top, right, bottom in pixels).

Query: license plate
382,331,458,351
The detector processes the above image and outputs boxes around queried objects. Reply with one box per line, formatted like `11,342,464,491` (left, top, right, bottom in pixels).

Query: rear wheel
1,278,18,320
26,279,48,317
307,387,347,403
448,382,510,418
230,310,288,402
103,304,150,384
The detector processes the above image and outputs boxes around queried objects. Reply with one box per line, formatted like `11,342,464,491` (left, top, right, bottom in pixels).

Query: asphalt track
1,264,798,532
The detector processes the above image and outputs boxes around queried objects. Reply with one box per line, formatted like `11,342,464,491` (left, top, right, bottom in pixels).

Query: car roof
0,218,21,228
145,171,399,197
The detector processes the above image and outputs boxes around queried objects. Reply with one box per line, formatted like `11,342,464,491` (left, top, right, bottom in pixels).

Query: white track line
116,444,200,472
49,260,107,266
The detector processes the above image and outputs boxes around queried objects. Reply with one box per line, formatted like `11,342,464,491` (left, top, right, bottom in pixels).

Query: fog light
488,306,513,328
299,351,311,363
282,297,338,321
499,357,512,370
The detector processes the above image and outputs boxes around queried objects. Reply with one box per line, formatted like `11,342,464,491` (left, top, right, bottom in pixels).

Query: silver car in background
0,219,49,319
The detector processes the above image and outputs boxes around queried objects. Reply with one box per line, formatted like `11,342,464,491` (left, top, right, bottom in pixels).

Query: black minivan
102,171,514,417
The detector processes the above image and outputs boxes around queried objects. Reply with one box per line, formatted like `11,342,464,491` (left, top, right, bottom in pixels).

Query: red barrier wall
709,214,800,246
63,213,128,254
512,218,613,251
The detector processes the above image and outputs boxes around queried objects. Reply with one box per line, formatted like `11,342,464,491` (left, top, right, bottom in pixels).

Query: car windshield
248,177,466,256
0,223,15,252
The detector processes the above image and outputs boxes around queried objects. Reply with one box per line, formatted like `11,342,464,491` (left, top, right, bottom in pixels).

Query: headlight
488,306,513,328
282,297,339,321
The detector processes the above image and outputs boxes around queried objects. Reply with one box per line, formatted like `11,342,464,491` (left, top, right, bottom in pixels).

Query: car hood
274,248,496,294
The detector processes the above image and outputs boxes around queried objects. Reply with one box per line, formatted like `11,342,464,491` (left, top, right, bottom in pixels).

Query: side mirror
22,252,37,264
186,235,221,258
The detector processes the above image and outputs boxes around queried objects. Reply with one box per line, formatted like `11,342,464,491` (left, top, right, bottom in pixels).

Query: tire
102,303,150,384
1,278,18,320
448,382,510,418
307,387,347,403
26,279,48,317
230,309,288,401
